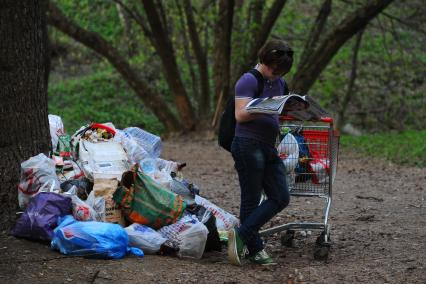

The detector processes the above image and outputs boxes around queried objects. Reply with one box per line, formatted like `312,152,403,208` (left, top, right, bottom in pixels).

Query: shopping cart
259,115,339,260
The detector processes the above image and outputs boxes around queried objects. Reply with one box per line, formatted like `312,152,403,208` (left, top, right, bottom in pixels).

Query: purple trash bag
11,192,72,241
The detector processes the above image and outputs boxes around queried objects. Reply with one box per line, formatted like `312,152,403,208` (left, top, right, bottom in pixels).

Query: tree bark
291,0,394,94
183,0,210,119
237,0,288,78
212,0,235,127
142,0,196,131
0,0,51,230
175,1,200,107
297,0,332,70
47,2,181,133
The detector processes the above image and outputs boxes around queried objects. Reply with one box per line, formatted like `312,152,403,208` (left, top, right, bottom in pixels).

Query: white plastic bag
85,190,105,222
158,215,208,259
156,158,179,175
125,224,167,254
48,114,65,151
277,133,299,173
309,158,330,184
69,194,97,221
194,195,239,231
18,153,61,209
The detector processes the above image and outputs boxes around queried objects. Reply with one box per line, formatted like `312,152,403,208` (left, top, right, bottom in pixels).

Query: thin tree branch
382,12,426,36
291,0,395,94
112,0,152,38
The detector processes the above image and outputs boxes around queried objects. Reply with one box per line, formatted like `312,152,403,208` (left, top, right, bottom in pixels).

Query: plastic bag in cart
277,132,299,173
51,215,144,259
309,158,330,184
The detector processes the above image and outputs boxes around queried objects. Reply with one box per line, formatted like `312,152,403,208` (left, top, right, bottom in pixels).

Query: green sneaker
248,249,277,265
227,228,245,266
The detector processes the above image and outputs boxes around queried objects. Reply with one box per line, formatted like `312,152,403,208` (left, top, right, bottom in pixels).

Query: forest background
47,0,425,168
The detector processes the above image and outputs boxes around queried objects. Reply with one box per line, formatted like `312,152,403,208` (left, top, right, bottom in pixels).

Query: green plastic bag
113,170,186,229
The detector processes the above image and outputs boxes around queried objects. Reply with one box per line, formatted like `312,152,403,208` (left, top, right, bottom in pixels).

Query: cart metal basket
259,115,340,259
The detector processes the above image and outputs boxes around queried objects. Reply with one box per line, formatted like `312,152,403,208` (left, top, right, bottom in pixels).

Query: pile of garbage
11,114,239,260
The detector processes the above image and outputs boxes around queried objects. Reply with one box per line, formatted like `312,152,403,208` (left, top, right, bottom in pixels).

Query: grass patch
48,70,164,135
341,131,426,168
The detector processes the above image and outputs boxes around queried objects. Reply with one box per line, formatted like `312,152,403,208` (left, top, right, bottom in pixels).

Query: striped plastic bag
113,170,186,229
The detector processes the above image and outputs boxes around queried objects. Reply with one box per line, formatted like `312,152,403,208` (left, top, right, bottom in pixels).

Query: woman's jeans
231,137,290,255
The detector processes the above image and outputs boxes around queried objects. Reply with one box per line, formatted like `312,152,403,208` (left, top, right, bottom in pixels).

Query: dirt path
1,137,425,283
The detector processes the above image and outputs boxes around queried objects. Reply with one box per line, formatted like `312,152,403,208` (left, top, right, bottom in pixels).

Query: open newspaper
245,94,309,115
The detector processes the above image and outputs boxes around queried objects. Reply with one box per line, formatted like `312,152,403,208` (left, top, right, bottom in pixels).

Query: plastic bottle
114,129,150,164
124,127,162,158
139,158,157,174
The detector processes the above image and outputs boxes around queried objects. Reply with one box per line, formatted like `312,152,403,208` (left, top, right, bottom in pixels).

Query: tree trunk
297,0,332,70
183,0,210,120
47,2,182,133
142,0,196,131
290,0,394,94
0,0,51,230
212,0,235,126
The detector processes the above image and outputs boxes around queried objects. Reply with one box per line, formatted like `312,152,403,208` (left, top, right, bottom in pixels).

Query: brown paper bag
93,178,125,226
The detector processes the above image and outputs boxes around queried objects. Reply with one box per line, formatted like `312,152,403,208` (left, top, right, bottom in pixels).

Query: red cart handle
280,115,333,123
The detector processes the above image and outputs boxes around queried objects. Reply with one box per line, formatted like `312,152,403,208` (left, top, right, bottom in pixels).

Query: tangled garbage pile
11,114,239,260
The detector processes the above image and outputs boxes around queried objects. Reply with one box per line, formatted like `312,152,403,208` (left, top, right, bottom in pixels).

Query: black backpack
218,69,264,152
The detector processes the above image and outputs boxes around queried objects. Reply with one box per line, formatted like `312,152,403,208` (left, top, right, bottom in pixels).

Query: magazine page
246,94,308,114
286,96,329,120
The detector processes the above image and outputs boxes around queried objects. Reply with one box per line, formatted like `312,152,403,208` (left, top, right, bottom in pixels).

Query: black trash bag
60,177,93,200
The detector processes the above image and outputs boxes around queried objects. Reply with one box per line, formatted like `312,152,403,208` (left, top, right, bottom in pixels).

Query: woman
228,39,293,266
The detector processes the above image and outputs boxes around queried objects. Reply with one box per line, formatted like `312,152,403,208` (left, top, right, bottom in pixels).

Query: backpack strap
248,69,264,98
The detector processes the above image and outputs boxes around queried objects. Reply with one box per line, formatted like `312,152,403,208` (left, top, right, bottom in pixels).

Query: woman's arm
235,98,259,122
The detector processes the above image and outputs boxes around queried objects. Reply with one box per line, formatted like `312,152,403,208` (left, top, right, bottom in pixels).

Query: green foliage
57,0,122,42
341,131,426,168
48,70,164,135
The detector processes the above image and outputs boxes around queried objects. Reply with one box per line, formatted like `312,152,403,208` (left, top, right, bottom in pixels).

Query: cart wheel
280,230,295,247
316,230,331,245
314,230,331,260
313,245,330,260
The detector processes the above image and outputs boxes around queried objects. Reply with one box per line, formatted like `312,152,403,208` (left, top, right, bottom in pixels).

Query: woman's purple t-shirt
235,72,286,146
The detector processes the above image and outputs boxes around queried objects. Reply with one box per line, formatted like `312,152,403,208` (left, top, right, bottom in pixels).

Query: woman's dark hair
258,39,293,74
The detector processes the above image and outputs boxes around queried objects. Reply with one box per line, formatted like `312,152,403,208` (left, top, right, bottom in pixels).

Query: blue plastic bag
51,215,144,259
